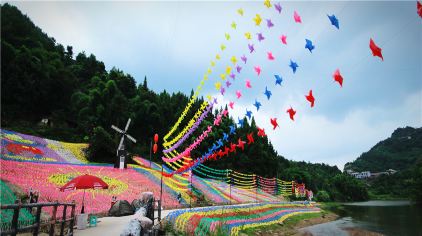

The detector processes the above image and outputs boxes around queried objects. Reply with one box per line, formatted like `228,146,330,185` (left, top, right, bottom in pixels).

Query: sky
7,1,422,170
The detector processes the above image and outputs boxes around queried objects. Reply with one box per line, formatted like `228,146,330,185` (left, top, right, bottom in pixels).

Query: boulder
109,200,134,217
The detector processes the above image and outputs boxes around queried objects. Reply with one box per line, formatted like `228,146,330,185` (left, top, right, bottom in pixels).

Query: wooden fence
1,201,76,236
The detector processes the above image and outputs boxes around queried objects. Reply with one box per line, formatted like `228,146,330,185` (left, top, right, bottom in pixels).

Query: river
300,200,422,236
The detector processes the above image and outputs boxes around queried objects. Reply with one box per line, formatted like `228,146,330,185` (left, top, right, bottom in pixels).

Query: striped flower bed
164,202,319,236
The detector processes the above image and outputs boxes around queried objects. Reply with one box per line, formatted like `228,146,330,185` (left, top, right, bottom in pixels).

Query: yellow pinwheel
220,44,226,51
253,14,262,26
203,74,209,80
225,66,232,74
225,33,230,40
220,73,226,80
264,0,272,8
206,94,212,101
207,68,212,74
216,54,221,60
231,21,237,29
230,56,237,65
215,82,221,90
237,8,244,16
210,61,216,67
245,32,252,40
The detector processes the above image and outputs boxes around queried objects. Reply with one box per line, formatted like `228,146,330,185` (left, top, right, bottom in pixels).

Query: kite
257,33,265,42
305,39,315,53
241,55,247,64
231,56,238,64
226,80,232,88
236,65,242,73
248,44,255,53
230,73,236,79
237,117,245,127
305,90,315,107
215,82,221,90
418,1,422,17
220,44,226,51
236,90,242,99
246,109,253,119
333,69,343,87
254,14,262,26
267,52,275,60
289,60,299,73
237,8,244,16
231,21,237,29
294,11,302,23
266,19,274,28
270,118,279,130
220,87,225,96
237,138,246,150
254,99,262,111
264,0,272,8
247,133,255,144
245,32,252,40
229,101,235,109
264,87,272,100
280,35,287,45
225,33,231,40
254,66,262,76
369,38,384,61
287,107,296,121
275,75,283,85
327,14,339,29
275,3,282,13
257,127,266,137
246,80,252,88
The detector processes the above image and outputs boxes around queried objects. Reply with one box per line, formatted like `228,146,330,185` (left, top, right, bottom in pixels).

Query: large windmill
111,118,136,169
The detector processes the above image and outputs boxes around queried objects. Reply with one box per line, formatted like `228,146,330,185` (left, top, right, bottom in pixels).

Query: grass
239,212,323,236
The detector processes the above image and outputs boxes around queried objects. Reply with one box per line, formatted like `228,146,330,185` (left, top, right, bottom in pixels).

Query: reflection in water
300,201,422,236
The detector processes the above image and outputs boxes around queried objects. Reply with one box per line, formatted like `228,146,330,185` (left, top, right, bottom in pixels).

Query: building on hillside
348,171,371,179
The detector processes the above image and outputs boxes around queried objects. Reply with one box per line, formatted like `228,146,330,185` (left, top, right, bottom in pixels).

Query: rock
108,200,135,217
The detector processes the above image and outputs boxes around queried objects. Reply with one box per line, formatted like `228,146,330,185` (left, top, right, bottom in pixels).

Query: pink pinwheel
254,66,261,76
236,90,242,99
229,101,235,109
280,35,287,45
245,80,252,88
294,11,302,23
267,52,275,60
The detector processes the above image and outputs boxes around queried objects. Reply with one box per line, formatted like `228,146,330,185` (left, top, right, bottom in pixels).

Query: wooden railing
0,200,76,236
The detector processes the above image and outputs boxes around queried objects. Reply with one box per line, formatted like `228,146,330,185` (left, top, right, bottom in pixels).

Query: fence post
49,201,58,236
60,205,68,236
33,206,42,236
11,200,21,236
69,201,76,235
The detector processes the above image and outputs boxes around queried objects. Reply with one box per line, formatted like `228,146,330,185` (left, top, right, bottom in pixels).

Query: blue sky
9,1,421,170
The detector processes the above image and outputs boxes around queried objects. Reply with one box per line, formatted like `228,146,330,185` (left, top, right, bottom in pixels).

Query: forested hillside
1,3,369,202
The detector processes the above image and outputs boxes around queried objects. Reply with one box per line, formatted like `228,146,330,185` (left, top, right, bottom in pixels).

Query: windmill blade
118,136,125,150
111,125,124,134
124,118,131,131
126,134,137,143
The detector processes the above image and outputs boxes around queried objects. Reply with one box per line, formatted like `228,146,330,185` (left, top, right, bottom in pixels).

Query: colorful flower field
164,202,320,236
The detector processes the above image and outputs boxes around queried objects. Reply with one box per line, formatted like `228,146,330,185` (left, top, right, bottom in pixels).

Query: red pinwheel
237,138,246,150
305,90,315,107
60,174,109,213
286,107,296,121
270,118,279,130
230,143,237,153
257,127,266,137
247,133,255,144
223,147,230,156
333,69,343,87
418,1,422,18
369,38,383,61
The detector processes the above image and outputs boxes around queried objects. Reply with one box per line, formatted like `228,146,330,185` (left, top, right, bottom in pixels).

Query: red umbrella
60,174,109,213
